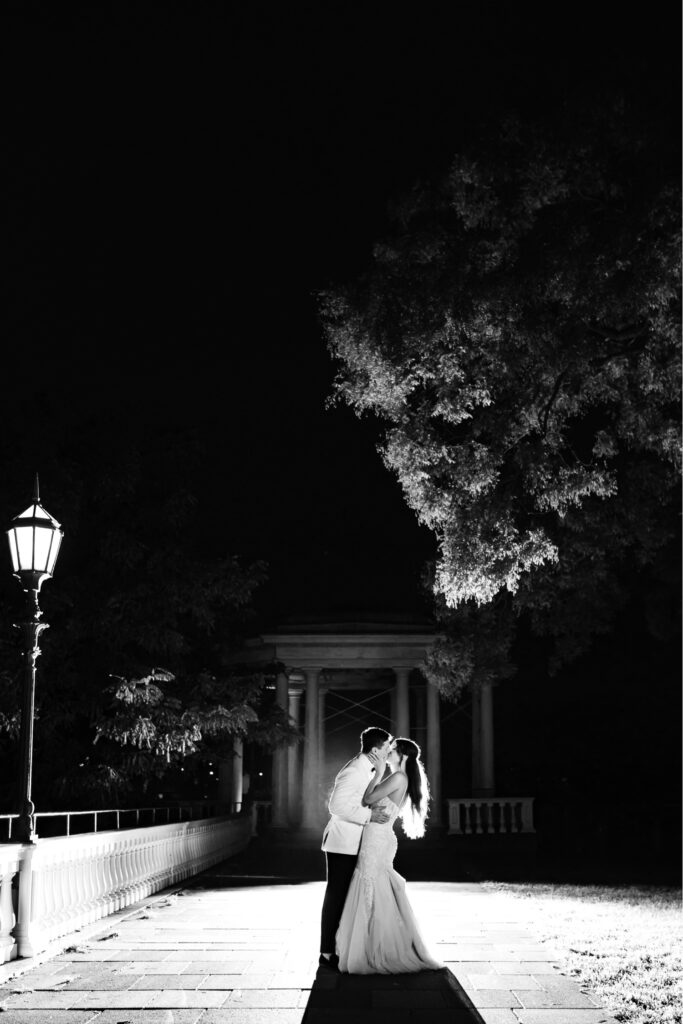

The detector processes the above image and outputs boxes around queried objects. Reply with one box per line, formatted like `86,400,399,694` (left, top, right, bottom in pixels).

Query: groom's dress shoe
318,954,339,970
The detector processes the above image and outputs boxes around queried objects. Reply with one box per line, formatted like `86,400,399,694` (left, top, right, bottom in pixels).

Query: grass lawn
484,881,682,1024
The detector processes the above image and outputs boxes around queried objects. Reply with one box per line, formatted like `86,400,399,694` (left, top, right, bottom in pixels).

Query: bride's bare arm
362,770,407,807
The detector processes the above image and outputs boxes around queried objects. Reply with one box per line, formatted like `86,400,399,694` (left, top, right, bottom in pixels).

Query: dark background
5,2,678,618
3,3,680,875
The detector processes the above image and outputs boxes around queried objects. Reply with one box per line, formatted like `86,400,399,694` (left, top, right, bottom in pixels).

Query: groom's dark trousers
320,852,357,954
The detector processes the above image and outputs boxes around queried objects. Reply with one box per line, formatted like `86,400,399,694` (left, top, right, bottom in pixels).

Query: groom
318,726,393,968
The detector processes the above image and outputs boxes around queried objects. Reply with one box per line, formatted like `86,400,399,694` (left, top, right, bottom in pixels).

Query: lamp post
6,475,63,844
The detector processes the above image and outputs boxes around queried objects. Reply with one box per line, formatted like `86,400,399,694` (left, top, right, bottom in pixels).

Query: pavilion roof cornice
260,632,436,670
261,633,436,645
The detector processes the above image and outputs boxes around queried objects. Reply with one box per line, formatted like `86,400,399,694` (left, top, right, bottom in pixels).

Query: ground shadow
302,964,486,1023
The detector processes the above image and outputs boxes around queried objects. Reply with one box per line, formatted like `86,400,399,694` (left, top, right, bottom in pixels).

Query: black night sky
5,3,678,624
0,1,679,889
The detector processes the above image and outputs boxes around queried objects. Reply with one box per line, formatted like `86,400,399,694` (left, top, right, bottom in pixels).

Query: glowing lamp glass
7,500,63,583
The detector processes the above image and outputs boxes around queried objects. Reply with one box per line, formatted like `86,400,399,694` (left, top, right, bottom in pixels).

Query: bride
335,737,443,974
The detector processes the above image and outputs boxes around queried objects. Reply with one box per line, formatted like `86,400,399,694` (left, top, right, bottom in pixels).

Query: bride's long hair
394,738,430,839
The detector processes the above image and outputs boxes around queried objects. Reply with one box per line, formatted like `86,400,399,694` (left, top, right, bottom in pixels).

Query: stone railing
250,800,273,836
447,797,535,835
0,803,238,841
0,813,251,962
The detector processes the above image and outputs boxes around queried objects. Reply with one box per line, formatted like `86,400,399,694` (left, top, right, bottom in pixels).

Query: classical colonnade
222,625,497,832
269,665,444,829
259,627,496,832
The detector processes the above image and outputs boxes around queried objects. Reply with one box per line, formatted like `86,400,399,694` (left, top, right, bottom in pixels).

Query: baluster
53,859,68,932
119,840,132,904
75,846,88,922
88,844,99,919
39,860,56,937
510,800,519,833
87,846,99,922
142,841,153,897
95,842,109,917
167,830,175,885
117,840,129,908
177,826,186,882
137,840,147,898
106,839,118,912
178,826,186,879
195,826,203,874
149,837,158,892
125,839,136,901
156,835,164,889
33,861,48,937
151,835,160,891
98,841,111,914
65,851,79,926
111,840,123,909
109,841,122,911
0,860,18,963
60,855,72,929
157,834,167,890
190,824,196,875
133,839,145,900
109,839,121,912
520,798,535,833
122,840,132,905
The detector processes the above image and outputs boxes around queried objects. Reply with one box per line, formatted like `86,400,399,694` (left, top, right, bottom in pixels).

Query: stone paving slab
95,1013,204,1024
0,1014,100,1024
516,1013,618,1024
0,874,620,1024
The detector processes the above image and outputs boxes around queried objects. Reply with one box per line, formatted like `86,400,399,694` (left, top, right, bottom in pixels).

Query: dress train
335,798,442,974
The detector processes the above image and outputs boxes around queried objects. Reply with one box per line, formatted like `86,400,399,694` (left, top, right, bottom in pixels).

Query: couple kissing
318,726,442,974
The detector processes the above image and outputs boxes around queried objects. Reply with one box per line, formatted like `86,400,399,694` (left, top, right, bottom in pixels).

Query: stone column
287,688,302,825
414,680,426,746
219,737,244,812
426,681,442,827
271,671,290,828
231,737,244,810
318,686,327,778
480,681,495,796
301,668,321,828
471,686,482,794
393,667,410,739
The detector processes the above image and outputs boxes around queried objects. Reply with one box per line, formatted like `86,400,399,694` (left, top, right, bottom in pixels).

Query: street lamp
6,475,63,843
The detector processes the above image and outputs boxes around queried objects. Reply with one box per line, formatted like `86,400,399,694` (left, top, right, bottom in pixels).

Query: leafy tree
0,416,294,808
321,102,681,697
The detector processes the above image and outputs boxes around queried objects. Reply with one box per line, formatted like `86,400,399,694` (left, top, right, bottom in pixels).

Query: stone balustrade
0,814,251,962
0,844,22,963
447,797,535,835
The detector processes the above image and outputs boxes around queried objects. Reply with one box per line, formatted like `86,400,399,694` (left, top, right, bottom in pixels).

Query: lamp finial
33,474,40,504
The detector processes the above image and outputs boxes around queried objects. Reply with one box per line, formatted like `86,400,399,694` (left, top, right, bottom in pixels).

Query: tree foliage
322,103,680,696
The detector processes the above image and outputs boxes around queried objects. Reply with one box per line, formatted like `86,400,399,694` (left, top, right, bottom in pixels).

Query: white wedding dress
335,797,443,974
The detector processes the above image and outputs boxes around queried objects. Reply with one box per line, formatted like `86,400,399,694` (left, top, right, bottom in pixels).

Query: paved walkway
0,862,618,1024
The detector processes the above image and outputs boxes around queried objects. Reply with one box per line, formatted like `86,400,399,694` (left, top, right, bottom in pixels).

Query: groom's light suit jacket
321,753,373,855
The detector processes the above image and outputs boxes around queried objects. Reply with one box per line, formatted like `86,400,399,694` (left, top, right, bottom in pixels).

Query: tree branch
539,367,572,436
